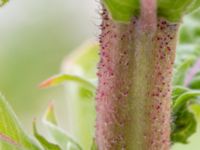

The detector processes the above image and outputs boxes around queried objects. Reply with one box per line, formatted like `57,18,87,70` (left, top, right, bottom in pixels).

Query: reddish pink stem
95,1,180,150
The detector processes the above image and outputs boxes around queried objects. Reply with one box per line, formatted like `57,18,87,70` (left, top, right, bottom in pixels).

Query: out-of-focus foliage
0,0,8,6
0,94,85,150
90,140,97,150
0,94,42,150
40,74,95,93
33,121,61,150
103,0,200,22
170,9,200,147
0,40,99,150
189,73,200,89
158,0,200,22
175,9,200,72
171,86,200,144
61,42,98,150
0,0,97,130
42,104,82,150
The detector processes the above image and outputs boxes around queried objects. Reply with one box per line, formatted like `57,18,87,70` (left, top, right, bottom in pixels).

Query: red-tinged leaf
39,74,95,92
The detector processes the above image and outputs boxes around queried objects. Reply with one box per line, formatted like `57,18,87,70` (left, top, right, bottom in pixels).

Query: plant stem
95,1,180,149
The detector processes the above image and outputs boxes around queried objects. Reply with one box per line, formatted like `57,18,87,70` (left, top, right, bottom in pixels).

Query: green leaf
33,120,61,150
102,0,200,22
102,0,140,22
172,86,189,103
0,0,8,6
179,11,200,44
62,41,98,150
174,10,200,88
173,56,197,85
189,74,200,89
0,133,23,149
0,139,24,150
90,139,97,150
190,104,200,121
0,94,42,150
173,90,200,112
185,0,200,14
157,0,200,22
40,74,96,92
171,87,200,144
44,102,58,125
174,44,200,86
43,104,82,150
63,41,99,78
171,105,197,144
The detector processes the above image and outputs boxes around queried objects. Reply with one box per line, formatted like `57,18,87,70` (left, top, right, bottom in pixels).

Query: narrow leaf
43,104,82,150
44,102,58,125
33,120,61,150
0,94,42,150
62,41,98,149
0,134,25,150
40,74,96,92
90,139,97,150
0,139,24,150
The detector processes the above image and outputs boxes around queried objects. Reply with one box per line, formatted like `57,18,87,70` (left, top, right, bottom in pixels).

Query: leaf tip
44,102,58,125
39,77,54,89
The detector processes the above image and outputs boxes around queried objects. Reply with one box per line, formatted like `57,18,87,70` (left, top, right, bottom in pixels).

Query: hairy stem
95,2,180,150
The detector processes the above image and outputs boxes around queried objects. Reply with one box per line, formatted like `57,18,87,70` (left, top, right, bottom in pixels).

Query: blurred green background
0,0,98,129
0,0,199,150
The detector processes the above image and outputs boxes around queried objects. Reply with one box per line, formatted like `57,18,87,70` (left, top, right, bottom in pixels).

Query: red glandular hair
95,5,179,150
